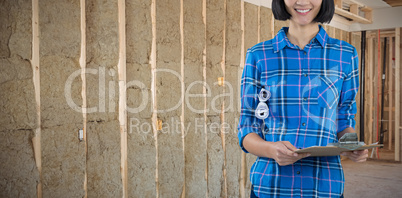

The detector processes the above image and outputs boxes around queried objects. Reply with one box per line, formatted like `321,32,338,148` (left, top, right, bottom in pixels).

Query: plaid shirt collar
273,25,328,53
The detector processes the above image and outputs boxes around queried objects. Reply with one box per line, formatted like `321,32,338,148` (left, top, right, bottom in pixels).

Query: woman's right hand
243,133,310,166
268,141,310,166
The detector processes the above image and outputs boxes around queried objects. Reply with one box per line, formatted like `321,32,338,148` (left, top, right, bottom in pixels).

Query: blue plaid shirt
238,26,359,198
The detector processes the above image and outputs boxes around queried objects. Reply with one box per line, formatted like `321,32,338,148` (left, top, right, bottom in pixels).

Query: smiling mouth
295,9,312,14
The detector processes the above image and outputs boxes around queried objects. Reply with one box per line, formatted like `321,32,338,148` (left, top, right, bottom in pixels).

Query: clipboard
294,133,383,157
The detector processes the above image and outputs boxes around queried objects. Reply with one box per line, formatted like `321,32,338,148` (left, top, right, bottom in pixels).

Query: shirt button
302,123,306,126
304,73,308,77
304,52,307,55
303,97,307,101
297,171,301,174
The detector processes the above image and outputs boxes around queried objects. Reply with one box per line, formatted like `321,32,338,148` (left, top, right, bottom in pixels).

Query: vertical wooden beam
260,6,273,41
221,0,228,197
352,32,362,139
350,4,359,15
340,29,344,41
117,0,128,197
257,5,261,43
270,13,275,39
202,0,208,196
367,38,374,145
335,0,343,8
376,31,381,147
79,0,88,197
329,26,336,38
179,0,185,197
388,37,393,150
395,28,401,161
362,8,373,22
31,0,42,197
150,0,159,195
372,34,378,150
240,1,246,197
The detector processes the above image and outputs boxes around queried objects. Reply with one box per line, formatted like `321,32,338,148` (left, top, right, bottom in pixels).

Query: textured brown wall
351,33,362,139
156,0,185,197
85,0,123,197
183,0,207,197
205,0,225,196
0,1,38,197
225,0,242,196
0,1,365,197
39,0,86,196
126,0,156,196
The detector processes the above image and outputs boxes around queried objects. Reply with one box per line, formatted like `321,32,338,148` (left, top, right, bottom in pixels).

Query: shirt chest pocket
316,75,343,109
260,76,284,102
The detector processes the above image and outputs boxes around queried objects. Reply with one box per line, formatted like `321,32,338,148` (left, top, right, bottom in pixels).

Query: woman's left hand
341,149,369,162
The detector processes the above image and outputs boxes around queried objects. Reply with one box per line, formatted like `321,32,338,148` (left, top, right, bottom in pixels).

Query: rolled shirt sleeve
337,48,359,133
238,49,264,153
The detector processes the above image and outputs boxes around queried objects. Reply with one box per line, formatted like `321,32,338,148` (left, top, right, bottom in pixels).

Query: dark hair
272,0,335,23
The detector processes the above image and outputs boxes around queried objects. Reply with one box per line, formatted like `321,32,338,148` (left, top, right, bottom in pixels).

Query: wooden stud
118,17,128,198
376,32,381,147
395,28,401,161
179,0,186,197
270,13,275,41
350,4,359,15
220,0,228,196
31,0,42,197
241,0,245,70
363,8,373,22
361,7,372,12
79,0,88,197
240,2,246,197
117,0,128,197
367,38,374,145
335,0,343,8
388,37,393,150
327,26,334,38
257,5,261,43
150,0,160,195
202,0,208,196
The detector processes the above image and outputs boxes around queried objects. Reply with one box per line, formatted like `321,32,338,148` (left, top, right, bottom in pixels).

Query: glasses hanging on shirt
255,88,270,120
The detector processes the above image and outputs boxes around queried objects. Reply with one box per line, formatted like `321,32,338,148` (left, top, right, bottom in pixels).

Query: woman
237,0,368,197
